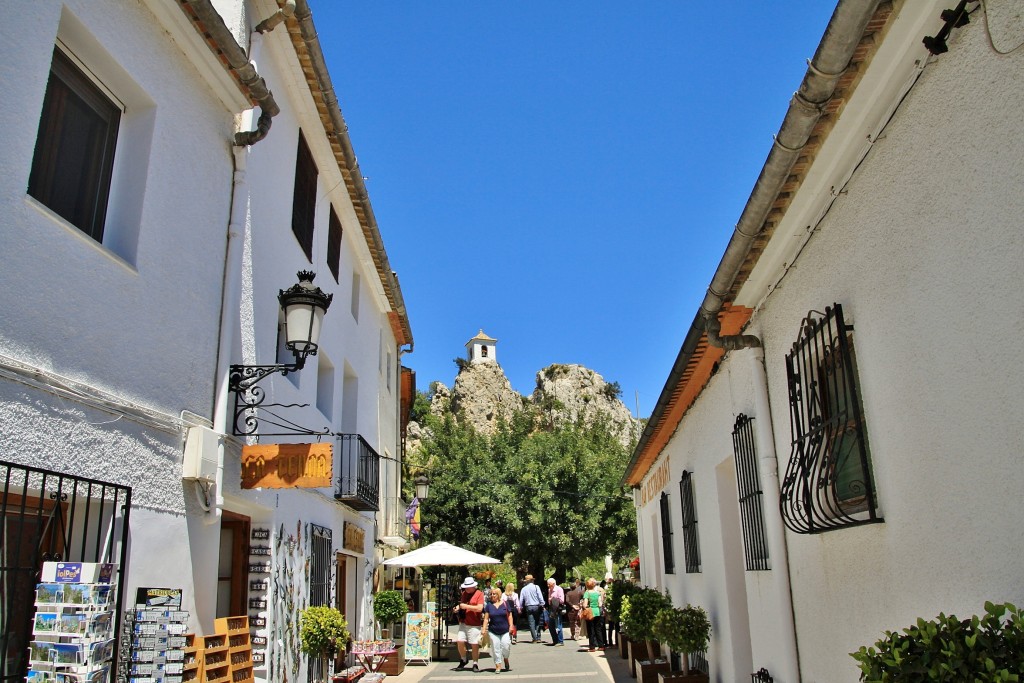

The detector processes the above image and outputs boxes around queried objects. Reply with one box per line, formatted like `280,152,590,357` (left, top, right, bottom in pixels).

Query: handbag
581,606,594,621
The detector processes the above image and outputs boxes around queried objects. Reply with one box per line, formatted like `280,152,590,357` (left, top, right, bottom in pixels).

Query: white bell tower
465,329,498,364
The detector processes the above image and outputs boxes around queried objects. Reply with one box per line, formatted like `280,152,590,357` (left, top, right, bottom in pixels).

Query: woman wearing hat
453,576,485,671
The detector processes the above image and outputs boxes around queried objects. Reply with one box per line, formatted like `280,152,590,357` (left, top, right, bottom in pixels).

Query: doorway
217,512,250,618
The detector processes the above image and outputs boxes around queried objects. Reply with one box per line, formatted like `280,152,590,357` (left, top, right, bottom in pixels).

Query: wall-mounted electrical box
182,426,221,481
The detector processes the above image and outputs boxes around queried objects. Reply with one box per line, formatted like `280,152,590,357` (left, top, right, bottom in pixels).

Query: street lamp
414,474,431,500
228,271,333,435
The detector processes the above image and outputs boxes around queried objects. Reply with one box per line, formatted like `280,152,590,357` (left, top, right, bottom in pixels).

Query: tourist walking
504,583,521,644
582,577,606,651
482,583,514,673
453,576,485,671
604,573,619,646
519,574,544,643
565,579,583,640
546,578,565,646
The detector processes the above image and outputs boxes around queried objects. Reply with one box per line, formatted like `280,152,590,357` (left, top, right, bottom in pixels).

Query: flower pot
619,633,629,658
639,659,671,683
380,628,390,640
627,639,660,678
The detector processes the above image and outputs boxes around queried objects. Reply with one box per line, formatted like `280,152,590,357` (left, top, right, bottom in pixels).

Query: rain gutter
699,0,882,347
291,0,413,349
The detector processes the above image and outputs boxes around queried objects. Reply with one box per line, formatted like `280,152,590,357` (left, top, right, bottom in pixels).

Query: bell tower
465,329,498,364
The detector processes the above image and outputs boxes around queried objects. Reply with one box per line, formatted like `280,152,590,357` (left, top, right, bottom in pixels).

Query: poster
404,612,432,661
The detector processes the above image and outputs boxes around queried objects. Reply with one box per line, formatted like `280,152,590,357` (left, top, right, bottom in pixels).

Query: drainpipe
183,0,280,146
744,347,802,682
699,0,882,348
254,0,295,34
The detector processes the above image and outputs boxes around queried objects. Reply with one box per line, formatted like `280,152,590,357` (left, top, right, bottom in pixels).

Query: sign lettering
640,459,671,507
241,443,332,489
343,522,365,554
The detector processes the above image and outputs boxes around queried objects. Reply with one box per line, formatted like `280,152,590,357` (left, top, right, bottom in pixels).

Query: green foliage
299,606,349,658
418,404,637,574
653,605,711,661
601,381,623,400
620,588,672,641
605,580,641,623
850,601,1023,682
372,590,408,630
410,389,433,423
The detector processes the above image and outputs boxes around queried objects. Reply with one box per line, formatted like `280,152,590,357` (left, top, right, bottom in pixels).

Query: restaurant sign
241,443,332,489
639,459,670,507
343,522,366,554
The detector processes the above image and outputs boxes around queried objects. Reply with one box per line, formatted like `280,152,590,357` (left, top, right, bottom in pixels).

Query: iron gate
0,460,131,682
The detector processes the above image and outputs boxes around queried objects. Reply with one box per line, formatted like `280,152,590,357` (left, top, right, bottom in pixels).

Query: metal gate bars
0,460,131,682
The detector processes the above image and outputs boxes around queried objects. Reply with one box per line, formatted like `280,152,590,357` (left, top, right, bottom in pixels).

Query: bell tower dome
465,329,498,364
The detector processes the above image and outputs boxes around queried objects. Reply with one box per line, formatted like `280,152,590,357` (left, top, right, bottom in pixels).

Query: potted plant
608,581,641,659
620,588,671,678
299,605,349,683
372,589,408,639
653,605,711,682
850,601,1022,682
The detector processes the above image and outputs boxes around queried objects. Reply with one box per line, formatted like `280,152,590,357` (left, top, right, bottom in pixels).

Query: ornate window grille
659,492,675,574
780,304,882,533
679,471,701,573
732,414,770,570
307,524,333,683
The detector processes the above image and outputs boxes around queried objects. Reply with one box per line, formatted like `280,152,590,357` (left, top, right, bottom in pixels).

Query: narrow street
390,625,633,682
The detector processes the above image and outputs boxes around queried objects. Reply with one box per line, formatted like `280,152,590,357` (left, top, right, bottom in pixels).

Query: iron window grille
0,460,131,683
679,471,701,573
291,130,317,261
659,492,675,574
732,414,770,570
29,47,121,242
780,304,882,534
307,524,333,683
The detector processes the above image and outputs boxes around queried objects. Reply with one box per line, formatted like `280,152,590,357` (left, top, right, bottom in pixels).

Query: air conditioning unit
182,426,221,481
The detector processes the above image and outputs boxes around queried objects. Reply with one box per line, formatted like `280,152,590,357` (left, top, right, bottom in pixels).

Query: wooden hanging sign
241,443,332,489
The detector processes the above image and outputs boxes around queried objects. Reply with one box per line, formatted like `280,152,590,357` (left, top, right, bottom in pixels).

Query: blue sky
310,2,837,417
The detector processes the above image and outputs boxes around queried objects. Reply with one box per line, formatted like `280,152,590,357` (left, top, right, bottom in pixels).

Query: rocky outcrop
531,364,637,446
446,361,524,436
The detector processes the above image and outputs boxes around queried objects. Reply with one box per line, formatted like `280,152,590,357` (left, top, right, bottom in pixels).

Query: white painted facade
465,329,498,364
0,1,411,680
631,2,1023,681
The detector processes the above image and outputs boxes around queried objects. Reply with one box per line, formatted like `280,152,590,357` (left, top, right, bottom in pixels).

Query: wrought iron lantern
228,271,333,435
414,474,431,500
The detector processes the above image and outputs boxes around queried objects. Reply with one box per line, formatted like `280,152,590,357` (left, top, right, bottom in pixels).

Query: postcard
34,612,59,634
35,584,63,604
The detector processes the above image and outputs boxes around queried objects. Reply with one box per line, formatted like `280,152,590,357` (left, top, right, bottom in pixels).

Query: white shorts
457,623,482,645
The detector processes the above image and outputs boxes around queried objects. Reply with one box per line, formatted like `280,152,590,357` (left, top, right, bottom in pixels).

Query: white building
623,1,1023,681
465,329,498,364
0,1,413,681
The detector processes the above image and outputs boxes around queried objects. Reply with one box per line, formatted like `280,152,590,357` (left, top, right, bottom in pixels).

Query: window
317,352,335,417
679,471,701,573
327,206,343,282
386,350,392,392
659,492,675,574
308,524,332,683
291,131,317,261
350,272,360,321
732,414,770,570
481,345,488,358
780,304,881,534
29,47,120,242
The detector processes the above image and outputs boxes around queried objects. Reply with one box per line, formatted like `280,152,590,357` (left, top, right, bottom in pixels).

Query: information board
404,612,432,662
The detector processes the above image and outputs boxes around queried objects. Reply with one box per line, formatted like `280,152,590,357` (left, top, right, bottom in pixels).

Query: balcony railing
334,434,380,511
381,496,414,542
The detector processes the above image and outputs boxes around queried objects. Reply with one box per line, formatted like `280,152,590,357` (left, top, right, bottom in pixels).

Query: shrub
850,601,1023,682
372,590,408,633
606,580,641,624
620,587,672,643
299,605,349,659
653,605,711,675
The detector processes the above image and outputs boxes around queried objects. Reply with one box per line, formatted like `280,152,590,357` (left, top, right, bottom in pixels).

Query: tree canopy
409,395,637,580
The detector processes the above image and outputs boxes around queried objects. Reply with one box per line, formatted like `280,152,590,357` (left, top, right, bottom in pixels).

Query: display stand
403,613,431,665
28,562,117,683
214,616,253,683
122,587,189,683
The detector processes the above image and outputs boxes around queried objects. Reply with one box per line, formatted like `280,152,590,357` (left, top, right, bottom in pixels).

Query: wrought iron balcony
334,434,380,511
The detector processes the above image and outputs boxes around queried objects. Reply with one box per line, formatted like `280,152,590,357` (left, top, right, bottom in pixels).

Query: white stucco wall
637,4,1022,682
746,12,1024,681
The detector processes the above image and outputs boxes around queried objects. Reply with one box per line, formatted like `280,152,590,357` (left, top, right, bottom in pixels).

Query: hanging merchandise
28,562,118,682
119,587,189,683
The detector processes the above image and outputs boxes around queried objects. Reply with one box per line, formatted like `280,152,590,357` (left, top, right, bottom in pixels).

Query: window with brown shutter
291,131,317,261
328,206,343,282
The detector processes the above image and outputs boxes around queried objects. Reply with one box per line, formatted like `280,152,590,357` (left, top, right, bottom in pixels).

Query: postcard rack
28,562,117,683
122,587,189,683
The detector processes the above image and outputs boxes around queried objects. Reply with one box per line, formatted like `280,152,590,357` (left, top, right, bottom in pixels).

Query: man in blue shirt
518,574,544,643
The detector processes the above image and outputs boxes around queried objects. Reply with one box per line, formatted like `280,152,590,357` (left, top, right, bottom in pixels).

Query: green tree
417,403,636,583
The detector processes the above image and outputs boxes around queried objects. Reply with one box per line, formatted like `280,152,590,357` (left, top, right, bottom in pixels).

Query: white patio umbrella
382,541,500,567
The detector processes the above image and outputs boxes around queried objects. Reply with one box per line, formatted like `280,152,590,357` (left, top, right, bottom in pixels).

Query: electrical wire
979,0,1024,55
